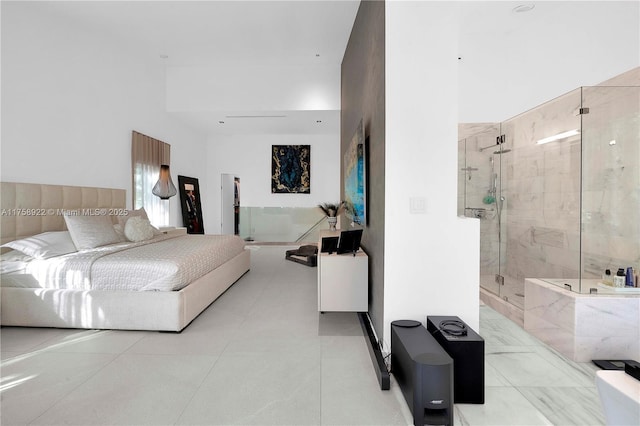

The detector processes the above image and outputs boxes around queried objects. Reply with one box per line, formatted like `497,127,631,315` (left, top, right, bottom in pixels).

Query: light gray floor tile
30,329,146,354
222,335,321,358
318,311,363,336
177,354,321,425
320,356,408,425
31,353,217,426
1,351,117,425
0,327,73,353
321,335,371,361
124,327,236,356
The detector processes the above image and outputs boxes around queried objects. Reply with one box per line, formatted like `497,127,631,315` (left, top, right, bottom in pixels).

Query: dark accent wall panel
341,0,385,340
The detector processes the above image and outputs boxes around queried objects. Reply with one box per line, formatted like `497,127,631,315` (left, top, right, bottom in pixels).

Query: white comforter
3,234,246,292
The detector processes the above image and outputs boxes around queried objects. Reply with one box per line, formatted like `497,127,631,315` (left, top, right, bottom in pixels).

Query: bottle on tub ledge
602,269,613,286
614,268,626,288
625,267,635,287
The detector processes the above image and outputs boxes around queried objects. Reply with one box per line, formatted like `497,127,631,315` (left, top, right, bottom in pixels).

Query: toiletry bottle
603,269,612,286
626,267,635,287
614,268,626,288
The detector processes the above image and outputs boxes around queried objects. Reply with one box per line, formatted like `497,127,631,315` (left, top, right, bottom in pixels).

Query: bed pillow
124,216,155,242
113,224,127,242
117,207,149,228
1,231,77,259
1,249,33,262
64,214,122,250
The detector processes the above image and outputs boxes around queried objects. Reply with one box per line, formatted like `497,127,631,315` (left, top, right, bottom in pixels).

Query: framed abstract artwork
178,175,205,234
344,119,366,225
271,145,311,194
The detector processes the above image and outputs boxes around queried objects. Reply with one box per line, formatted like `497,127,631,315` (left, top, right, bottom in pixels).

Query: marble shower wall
501,89,583,287
459,84,639,298
458,124,501,295
581,86,640,280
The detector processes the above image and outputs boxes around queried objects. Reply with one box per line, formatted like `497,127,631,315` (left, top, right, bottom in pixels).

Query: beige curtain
131,131,171,226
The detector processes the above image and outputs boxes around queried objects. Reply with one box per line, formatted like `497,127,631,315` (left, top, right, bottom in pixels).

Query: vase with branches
317,202,344,230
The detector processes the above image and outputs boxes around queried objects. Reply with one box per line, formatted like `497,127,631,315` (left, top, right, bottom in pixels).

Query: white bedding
1,234,246,292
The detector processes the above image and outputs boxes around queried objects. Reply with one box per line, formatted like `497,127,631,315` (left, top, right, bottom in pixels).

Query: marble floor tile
456,387,554,425
486,346,587,387
517,386,606,426
484,361,513,387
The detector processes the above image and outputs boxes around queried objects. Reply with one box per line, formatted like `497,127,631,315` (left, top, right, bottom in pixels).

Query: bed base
1,249,250,332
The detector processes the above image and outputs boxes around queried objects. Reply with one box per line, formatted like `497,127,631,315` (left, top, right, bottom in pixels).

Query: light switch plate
409,197,427,214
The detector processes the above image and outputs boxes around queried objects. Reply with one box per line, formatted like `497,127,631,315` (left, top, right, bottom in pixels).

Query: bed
0,182,250,331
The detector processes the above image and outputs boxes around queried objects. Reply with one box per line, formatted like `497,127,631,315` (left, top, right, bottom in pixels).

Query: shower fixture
493,149,512,154
461,167,478,180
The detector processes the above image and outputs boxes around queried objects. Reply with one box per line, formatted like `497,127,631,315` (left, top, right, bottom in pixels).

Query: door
221,174,239,235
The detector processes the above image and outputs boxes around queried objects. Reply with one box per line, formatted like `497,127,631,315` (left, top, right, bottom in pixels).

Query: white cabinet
317,231,368,312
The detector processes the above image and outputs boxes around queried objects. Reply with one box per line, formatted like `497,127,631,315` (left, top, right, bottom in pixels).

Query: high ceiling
24,1,640,136
36,0,360,136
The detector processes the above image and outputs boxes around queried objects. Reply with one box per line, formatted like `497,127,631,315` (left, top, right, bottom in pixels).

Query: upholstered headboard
1,182,126,246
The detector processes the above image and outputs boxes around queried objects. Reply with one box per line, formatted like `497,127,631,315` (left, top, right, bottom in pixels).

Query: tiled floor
1,246,606,425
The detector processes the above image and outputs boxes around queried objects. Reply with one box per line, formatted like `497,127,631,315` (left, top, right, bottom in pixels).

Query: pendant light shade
152,164,177,199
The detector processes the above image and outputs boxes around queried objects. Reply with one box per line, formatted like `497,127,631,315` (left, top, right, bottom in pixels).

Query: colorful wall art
344,120,366,225
271,145,311,194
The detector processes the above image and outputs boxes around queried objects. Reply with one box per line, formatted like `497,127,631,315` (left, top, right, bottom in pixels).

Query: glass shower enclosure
459,85,640,309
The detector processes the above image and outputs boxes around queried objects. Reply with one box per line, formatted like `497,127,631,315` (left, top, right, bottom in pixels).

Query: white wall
203,133,340,234
383,1,480,346
0,2,207,227
459,1,640,123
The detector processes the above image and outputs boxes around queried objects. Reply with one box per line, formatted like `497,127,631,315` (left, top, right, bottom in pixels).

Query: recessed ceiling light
513,4,535,13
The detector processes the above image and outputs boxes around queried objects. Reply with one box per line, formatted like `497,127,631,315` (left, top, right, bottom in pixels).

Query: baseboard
357,312,390,390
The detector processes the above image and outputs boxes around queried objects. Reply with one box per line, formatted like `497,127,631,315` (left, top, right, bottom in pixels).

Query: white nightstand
317,230,368,312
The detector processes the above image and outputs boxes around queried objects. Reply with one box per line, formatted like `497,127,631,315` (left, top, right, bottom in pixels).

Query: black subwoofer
427,315,485,404
391,320,453,426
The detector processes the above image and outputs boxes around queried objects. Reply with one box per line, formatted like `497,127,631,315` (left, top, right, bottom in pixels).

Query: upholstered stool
285,245,318,267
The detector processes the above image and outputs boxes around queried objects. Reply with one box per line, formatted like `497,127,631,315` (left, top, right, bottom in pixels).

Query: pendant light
152,164,177,199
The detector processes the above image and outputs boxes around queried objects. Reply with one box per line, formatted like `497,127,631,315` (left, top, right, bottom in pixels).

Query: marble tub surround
595,370,640,426
524,278,640,362
543,278,640,295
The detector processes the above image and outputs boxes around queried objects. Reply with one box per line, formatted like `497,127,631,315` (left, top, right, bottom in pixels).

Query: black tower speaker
391,320,454,426
427,315,485,404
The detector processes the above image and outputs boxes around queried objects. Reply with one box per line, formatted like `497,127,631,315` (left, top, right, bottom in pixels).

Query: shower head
493,149,511,154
